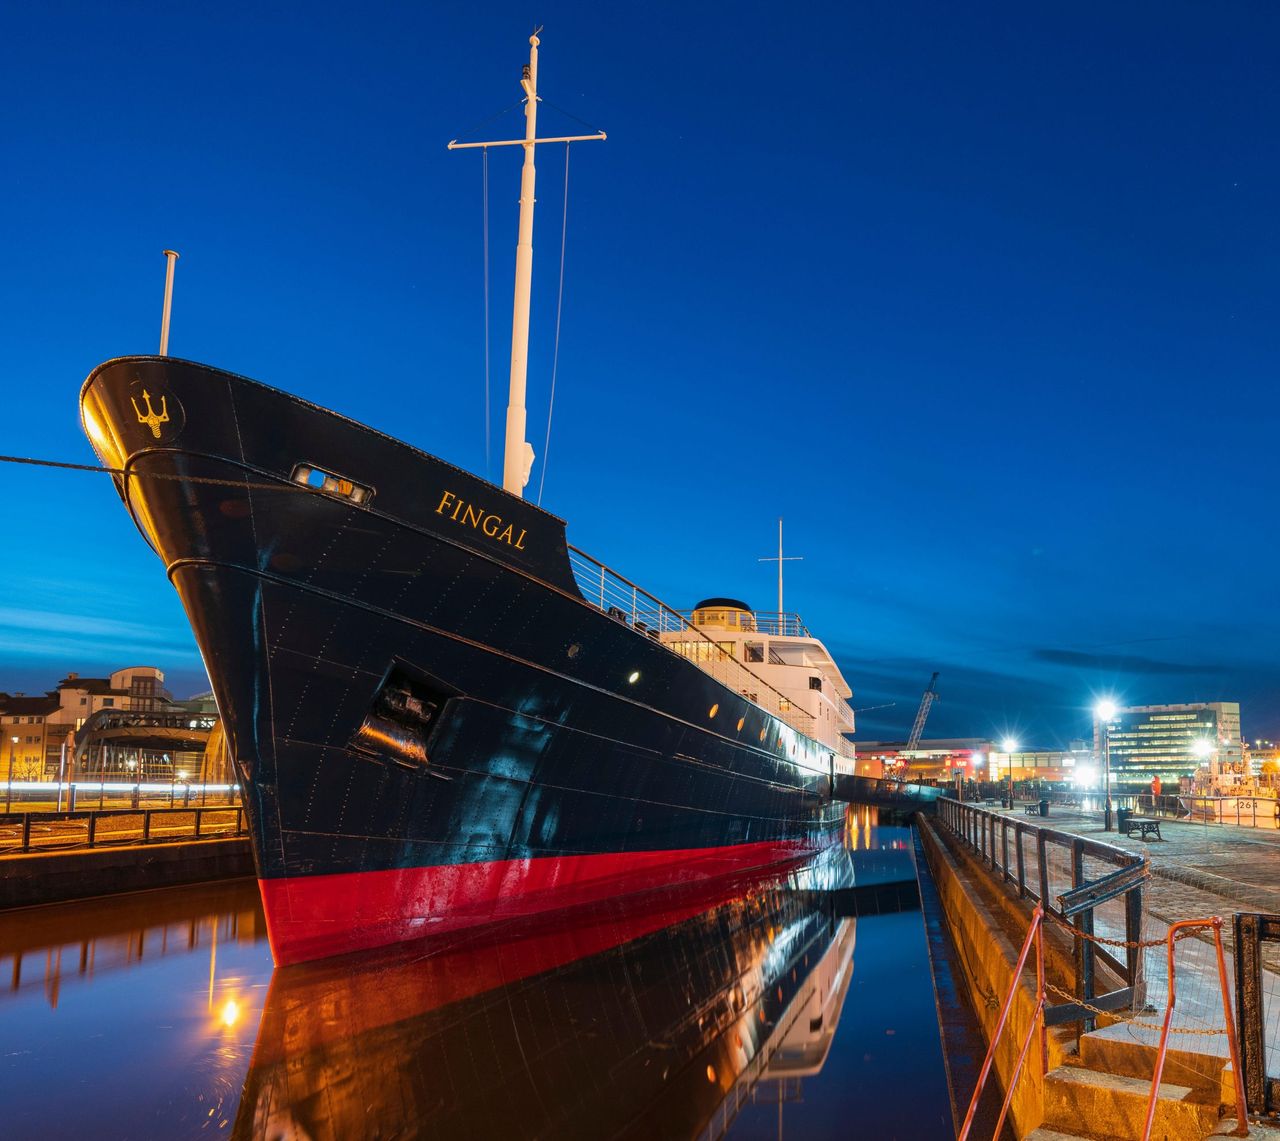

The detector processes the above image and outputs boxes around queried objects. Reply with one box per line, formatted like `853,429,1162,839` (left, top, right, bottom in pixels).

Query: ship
79,33,858,966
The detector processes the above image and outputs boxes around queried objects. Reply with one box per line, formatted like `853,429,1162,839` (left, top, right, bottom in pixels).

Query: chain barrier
1042,980,1226,1036
1037,906,1230,1034
1043,908,1202,950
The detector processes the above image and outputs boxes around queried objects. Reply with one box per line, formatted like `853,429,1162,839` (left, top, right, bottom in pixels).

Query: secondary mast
448,31,605,499
759,518,804,619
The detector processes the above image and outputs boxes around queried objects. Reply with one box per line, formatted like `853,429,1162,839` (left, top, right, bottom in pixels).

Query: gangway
832,773,945,811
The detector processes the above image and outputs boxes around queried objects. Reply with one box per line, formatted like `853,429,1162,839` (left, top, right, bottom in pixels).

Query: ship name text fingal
435,490,529,550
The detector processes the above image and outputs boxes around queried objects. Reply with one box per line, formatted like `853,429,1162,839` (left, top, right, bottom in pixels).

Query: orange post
958,905,1045,1141
1142,917,1248,1140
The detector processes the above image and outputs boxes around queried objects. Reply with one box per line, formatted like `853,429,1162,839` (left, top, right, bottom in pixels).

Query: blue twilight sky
1,2,1277,746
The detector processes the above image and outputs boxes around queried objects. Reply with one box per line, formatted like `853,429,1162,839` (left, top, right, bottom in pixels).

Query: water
0,814,951,1139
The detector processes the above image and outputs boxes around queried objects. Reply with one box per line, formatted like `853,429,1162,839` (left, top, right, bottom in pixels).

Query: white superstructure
660,597,857,761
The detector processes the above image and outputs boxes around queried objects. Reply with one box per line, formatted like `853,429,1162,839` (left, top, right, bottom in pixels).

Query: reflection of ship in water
0,881,266,1010
764,916,857,1078
235,841,917,1140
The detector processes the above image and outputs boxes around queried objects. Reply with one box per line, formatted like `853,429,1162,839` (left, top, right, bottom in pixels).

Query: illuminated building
1093,702,1242,793
1,666,182,778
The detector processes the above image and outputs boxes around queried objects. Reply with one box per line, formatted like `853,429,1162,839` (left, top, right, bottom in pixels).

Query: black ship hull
81,357,845,964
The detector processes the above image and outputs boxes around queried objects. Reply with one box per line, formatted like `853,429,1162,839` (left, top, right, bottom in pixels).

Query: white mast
447,32,606,500
504,31,540,496
759,517,804,619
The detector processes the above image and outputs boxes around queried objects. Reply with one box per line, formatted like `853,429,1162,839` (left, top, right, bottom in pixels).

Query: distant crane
906,673,940,750
895,673,940,778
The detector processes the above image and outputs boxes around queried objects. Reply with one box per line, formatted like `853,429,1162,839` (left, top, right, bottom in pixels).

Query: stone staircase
1025,1028,1234,1141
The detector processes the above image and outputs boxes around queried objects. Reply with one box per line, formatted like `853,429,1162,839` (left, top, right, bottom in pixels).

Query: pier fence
0,805,247,855
937,796,1147,1011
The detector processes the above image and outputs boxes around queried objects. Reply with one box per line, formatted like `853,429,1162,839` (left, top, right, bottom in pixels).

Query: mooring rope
0,453,318,495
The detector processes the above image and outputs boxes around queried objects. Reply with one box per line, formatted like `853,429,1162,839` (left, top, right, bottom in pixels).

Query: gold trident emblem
130,389,170,438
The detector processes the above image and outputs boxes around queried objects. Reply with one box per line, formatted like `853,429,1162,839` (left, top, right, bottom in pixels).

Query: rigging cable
537,142,571,507
537,98,605,137
482,146,491,477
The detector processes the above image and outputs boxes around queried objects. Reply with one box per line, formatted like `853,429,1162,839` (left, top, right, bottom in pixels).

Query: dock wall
0,838,254,909
917,814,1081,1137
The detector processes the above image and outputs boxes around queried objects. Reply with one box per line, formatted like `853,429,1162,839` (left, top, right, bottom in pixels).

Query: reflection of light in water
220,999,241,1028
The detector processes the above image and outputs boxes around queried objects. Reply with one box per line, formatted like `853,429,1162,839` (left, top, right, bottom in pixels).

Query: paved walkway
1014,802,1280,929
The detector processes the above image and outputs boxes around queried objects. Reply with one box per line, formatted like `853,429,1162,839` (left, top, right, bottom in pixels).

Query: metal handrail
936,798,1146,991
567,544,848,752
1140,792,1279,828
1144,918,1247,1139
0,805,247,855
674,609,813,638
958,905,1046,1141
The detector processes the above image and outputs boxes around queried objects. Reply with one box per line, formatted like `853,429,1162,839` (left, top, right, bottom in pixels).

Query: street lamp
1192,737,1214,776
1002,737,1018,808
1095,699,1118,831
6,736,17,813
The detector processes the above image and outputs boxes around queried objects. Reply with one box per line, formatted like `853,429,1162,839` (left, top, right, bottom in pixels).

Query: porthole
567,643,581,659
708,703,719,719
736,717,745,731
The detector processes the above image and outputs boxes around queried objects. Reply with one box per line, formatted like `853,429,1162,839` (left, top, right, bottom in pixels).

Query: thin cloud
1032,648,1219,676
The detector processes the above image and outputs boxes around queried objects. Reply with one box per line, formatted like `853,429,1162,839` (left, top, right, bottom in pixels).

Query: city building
856,739,992,784
1093,702,1242,793
2,666,180,779
855,738,1088,787
987,745,1090,786
1246,740,1279,777
0,693,61,780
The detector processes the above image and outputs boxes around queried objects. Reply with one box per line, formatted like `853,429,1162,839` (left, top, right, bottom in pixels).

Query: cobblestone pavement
1020,805,1280,935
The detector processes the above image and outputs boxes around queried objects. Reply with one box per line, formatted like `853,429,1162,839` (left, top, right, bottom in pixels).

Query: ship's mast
759,517,803,618
505,32,540,496
447,32,605,499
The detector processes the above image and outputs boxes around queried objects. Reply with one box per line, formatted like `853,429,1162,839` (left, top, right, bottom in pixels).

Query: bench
1122,817,1162,841
1023,802,1042,815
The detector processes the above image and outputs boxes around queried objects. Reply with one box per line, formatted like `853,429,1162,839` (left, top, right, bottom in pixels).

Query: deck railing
675,610,813,638
567,546,856,759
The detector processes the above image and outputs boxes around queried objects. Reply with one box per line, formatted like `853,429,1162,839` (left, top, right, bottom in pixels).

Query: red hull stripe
259,839,817,965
